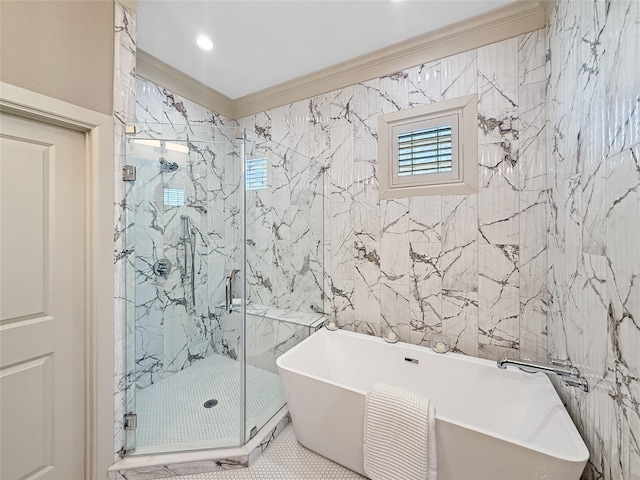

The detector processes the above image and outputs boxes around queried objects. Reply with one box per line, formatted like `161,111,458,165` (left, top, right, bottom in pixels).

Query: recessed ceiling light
195,35,215,51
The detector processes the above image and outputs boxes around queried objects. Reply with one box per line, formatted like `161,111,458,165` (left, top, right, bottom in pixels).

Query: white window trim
378,93,478,199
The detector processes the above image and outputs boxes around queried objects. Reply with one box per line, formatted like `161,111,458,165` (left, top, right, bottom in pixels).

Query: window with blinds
246,157,267,190
397,124,453,177
163,188,185,206
377,94,478,199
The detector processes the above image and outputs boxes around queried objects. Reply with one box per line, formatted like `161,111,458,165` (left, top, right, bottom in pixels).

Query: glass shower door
242,131,325,439
124,128,244,454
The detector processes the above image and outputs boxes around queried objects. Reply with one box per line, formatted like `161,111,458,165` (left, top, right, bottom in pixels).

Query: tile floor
161,424,366,479
136,354,286,452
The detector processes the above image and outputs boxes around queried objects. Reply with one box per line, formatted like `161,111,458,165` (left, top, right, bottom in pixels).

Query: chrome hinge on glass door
123,124,137,181
122,165,136,182
124,413,137,431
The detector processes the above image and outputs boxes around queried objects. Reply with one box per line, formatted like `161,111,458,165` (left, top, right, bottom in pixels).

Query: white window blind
246,157,267,190
397,124,452,177
163,188,185,206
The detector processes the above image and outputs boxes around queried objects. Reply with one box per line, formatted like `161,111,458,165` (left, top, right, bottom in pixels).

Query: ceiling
137,0,518,100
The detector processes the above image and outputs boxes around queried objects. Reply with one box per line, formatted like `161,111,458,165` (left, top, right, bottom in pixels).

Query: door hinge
124,413,137,431
122,165,136,182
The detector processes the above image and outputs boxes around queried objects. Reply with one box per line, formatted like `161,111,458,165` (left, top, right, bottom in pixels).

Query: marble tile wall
114,56,324,459
130,76,240,389
113,2,137,460
242,137,325,314
129,78,324,388
239,30,549,362
546,1,639,478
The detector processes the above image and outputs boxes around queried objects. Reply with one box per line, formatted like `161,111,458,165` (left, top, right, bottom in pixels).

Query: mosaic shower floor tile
136,354,286,452
160,424,365,479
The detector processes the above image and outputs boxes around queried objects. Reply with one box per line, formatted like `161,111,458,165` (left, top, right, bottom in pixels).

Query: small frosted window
246,157,267,190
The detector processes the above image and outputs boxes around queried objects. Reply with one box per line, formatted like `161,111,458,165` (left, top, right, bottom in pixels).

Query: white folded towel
363,382,437,480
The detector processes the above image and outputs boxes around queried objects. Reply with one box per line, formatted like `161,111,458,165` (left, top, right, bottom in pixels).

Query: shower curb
108,408,290,479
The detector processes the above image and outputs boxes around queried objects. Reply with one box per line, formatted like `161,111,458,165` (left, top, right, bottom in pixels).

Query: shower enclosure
123,81,324,455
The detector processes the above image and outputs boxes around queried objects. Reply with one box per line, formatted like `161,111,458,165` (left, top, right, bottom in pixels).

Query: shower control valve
153,258,173,277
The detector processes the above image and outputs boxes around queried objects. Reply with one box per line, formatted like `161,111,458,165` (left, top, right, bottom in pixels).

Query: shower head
159,157,179,172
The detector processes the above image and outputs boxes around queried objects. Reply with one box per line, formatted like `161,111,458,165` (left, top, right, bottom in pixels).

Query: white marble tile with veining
519,296,548,362
409,196,441,243
407,61,441,108
329,202,354,281
518,81,546,192
328,123,354,202
380,199,410,284
380,281,410,340
379,71,410,114
605,0,640,156
440,50,477,101
329,277,355,326
477,38,518,145
517,30,547,86
351,80,380,132
478,142,520,245
478,244,520,350
113,2,138,460
442,290,478,356
409,242,442,334
441,195,478,291
354,241,381,325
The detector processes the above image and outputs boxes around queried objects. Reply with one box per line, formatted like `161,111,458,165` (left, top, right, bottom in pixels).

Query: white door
0,111,86,480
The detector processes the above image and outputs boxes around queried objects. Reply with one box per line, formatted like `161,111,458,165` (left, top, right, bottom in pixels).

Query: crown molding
117,0,137,14
233,0,548,118
136,49,236,119
540,0,556,22
136,1,548,121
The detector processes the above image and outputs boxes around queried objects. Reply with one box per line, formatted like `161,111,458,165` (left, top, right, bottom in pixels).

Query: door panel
0,112,85,480
0,136,47,320
0,354,54,480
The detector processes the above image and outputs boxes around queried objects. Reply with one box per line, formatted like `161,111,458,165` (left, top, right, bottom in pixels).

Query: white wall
0,0,114,115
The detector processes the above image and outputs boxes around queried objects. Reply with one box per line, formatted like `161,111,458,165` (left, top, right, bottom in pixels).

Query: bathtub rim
276,328,590,464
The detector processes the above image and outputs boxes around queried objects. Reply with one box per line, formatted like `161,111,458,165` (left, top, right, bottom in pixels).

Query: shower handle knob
153,258,172,277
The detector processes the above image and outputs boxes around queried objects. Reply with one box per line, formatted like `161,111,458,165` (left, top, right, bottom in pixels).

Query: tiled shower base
134,353,286,454
161,424,365,480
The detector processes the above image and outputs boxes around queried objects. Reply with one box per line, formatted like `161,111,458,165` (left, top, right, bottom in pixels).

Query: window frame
392,113,459,186
378,94,477,199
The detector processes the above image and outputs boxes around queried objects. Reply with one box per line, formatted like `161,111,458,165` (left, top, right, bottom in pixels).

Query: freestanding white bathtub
276,328,589,480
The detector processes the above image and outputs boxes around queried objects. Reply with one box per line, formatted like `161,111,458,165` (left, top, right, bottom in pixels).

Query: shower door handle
225,276,233,313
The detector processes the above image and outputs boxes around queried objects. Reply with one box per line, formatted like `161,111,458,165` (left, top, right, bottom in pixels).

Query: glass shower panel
243,132,325,438
124,128,244,454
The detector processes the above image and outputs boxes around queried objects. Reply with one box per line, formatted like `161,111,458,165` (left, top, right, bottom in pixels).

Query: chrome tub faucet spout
497,357,589,392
